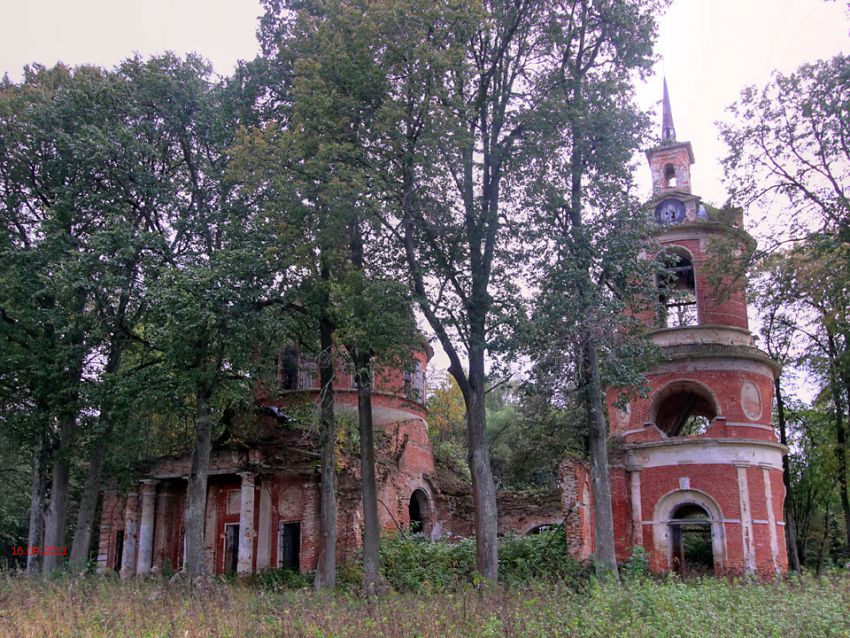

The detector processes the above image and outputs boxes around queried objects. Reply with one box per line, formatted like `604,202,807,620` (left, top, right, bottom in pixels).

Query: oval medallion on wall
613,402,631,430
740,381,762,421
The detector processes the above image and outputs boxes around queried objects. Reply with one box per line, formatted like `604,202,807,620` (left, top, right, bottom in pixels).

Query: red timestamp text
10,546,67,557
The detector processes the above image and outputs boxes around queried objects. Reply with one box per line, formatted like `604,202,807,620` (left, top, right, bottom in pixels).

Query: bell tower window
664,164,677,188
657,250,697,328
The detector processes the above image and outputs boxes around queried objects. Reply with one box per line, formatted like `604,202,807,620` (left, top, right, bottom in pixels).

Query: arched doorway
669,503,714,576
652,489,726,575
408,489,431,535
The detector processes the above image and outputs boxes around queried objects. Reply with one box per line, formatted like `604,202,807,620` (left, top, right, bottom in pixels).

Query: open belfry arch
563,81,787,577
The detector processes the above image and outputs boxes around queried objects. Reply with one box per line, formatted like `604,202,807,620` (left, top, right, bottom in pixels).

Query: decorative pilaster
237,472,256,576
735,463,756,574
136,480,158,575
119,489,139,580
627,467,643,547
761,464,780,574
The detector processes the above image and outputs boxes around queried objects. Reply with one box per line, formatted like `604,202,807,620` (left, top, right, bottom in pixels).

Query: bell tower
647,79,695,196
602,81,788,577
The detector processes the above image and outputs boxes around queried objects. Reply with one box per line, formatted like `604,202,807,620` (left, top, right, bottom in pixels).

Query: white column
735,463,756,575
628,467,643,547
136,480,157,575
256,486,272,570
761,464,780,574
237,472,256,576
119,489,139,580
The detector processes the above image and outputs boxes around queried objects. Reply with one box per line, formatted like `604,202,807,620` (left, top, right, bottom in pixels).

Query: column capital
139,479,158,493
238,471,256,485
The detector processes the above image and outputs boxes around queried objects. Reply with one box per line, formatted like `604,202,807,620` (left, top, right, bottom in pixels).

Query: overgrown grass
1,571,849,637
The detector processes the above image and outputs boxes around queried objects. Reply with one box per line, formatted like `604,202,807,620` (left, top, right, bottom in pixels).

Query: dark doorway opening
224,523,239,574
408,489,430,534
279,522,301,571
670,503,714,575
113,530,124,572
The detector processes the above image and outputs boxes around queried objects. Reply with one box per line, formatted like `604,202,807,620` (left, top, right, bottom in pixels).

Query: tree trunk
816,502,831,576
26,427,49,574
68,443,106,572
568,125,619,580
184,388,215,579
798,482,816,563
774,377,801,571
314,289,337,590
42,289,87,573
826,332,850,549
41,412,75,572
69,337,125,572
836,404,850,550
346,209,380,594
464,345,499,583
583,339,619,579
355,353,380,596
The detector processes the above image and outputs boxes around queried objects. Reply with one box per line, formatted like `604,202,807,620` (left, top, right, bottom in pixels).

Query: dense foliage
722,55,850,568
375,526,586,592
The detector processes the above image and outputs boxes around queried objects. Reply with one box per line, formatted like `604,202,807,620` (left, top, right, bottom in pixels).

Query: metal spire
661,78,676,143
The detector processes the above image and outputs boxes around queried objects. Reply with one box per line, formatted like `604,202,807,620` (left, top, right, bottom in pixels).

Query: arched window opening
408,489,431,535
403,362,425,401
526,524,556,535
669,503,714,576
664,163,677,188
277,346,318,391
652,383,717,437
656,250,697,328
279,346,299,390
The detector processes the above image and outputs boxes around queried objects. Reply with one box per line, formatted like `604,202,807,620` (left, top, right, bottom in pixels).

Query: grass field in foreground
0,573,848,637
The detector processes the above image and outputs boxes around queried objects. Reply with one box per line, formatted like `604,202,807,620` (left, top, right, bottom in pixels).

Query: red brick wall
608,367,776,440
560,458,594,561
635,462,786,576
610,467,633,562
497,490,563,536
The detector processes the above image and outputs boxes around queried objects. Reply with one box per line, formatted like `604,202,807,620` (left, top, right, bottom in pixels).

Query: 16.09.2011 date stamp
10,546,67,557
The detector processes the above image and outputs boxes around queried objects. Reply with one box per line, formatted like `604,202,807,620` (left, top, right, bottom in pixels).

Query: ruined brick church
97,85,787,579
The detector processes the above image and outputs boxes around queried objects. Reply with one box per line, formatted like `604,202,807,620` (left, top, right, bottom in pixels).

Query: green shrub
379,532,476,592
378,526,586,592
253,566,312,591
621,545,650,581
498,525,587,587
336,558,364,591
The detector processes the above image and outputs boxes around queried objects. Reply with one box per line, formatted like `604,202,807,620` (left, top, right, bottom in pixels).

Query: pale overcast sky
2,0,847,205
